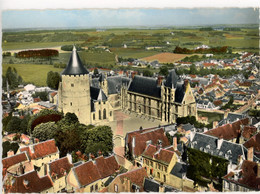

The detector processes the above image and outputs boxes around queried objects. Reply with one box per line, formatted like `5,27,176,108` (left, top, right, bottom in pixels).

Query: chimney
131,72,136,79
247,147,254,161
157,76,163,86
159,182,164,193
7,150,14,157
257,163,260,178
217,138,224,150
67,153,72,164
213,121,218,129
173,137,177,151
190,131,195,142
126,71,129,78
125,177,131,192
132,137,136,157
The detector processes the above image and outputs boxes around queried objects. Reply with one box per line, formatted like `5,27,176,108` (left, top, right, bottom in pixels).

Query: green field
2,64,63,86
110,48,160,58
198,111,224,123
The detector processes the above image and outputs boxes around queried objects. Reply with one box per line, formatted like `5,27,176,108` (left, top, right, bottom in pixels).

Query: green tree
46,71,60,89
81,125,113,157
32,91,49,101
143,69,153,77
159,66,169,76
189,64,197,74
32,122,57,141
6,116,22,133
2,141,19,158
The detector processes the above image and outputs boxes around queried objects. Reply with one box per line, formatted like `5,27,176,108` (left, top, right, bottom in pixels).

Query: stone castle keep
58,47,197,125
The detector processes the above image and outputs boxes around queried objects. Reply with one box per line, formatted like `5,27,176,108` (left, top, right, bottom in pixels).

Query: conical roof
62,46,89,76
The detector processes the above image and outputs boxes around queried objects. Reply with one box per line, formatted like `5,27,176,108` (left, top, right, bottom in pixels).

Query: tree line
173,46,229,54
16,49,59,58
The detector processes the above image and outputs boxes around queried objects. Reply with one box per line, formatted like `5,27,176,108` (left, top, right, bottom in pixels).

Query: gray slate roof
128,76,161,98
62,46,89,76
175,82,185,103
143,178,176,192
189,133,260,165
165,69,179,88
107,76,130,95
170,162,187,178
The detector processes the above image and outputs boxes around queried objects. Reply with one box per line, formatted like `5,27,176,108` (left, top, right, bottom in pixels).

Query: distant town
2,21,260,193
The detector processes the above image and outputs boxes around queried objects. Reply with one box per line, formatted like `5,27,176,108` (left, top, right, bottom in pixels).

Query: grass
2,41,84,51
2,64,63,86
79,51,116,65
198,111,224,123
110,48,160,58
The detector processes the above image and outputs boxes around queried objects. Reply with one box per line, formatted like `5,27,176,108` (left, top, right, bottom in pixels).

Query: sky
2,8,259,29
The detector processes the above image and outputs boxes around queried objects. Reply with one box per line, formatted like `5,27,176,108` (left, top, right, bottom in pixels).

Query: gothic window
163,175,166,182
99,110,101,120
103,109,106,119
110,111,112,116
93,114,95,120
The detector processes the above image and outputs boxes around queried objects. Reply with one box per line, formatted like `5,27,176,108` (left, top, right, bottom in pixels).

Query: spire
62,45,89,76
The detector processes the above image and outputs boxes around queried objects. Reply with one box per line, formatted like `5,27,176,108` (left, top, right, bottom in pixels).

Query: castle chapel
58,47,197,125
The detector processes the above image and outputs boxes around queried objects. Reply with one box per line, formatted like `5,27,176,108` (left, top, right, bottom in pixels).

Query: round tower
58,46,91,124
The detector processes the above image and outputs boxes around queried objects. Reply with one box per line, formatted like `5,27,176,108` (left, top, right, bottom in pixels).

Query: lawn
110,48,160,58
2,64,63,86
2,41,84,51
198,111,224,123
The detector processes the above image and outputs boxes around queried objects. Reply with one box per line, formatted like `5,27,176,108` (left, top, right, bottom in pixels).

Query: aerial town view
1,7,260,193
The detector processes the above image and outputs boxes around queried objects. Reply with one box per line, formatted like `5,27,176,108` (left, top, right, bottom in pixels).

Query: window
110,111,112,117
93,114,95,120
95,184,98,191
70,102,72,106
103,109,106,119
150,161,153,167
157,172,160,179
165,166,167,172
90,185,94,192
163,175,166,182
99,110,101,120
114,184,118,192
71,83,74,87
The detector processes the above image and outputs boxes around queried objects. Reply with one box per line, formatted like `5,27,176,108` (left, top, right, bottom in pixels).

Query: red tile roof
142,144,175,164
213,100,223,106
74,161,101,187
33,98,41,103
5,171,53,193
203,63,216,67
244,132,260,152
2,152,28,171
242,126,257,140
126,127,170,157
223,160,260,191
204,118,249,140
50,92,57,97
73,155,119,187
119,167,148,192
95,155,119,179
49,157,73,179
20,139,58,160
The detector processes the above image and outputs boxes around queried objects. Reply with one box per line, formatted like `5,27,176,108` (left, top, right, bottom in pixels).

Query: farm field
2,64,63,86
140,52,190,63
110,48,160,59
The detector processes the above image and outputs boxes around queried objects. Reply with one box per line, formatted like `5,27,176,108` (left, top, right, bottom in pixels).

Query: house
105,167,148,192
244,132,260,159
204,118,250,143
17,139,59,177
66,155,119,192
189,132,260,169
125,127,171,165
48,156,73,193
2,152,34,179
222,160,260,191
3,170,54,193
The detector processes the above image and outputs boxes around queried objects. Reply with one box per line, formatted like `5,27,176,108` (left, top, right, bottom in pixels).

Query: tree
2,141,19,158
94,68,99,75
159,66,169,76
20,114,31,134
6,116,22,133
32,91,49,101
46,71,60,89
32,122,57,141
81,125,113,157
143,69,153,77
64,112,79,124
189,64,197,74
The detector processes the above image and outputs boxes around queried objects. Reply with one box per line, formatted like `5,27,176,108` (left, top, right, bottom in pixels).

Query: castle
58,47,197,125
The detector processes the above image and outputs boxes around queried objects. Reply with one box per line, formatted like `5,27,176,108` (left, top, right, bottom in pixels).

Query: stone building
58,46,113,125
121,69,197,123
